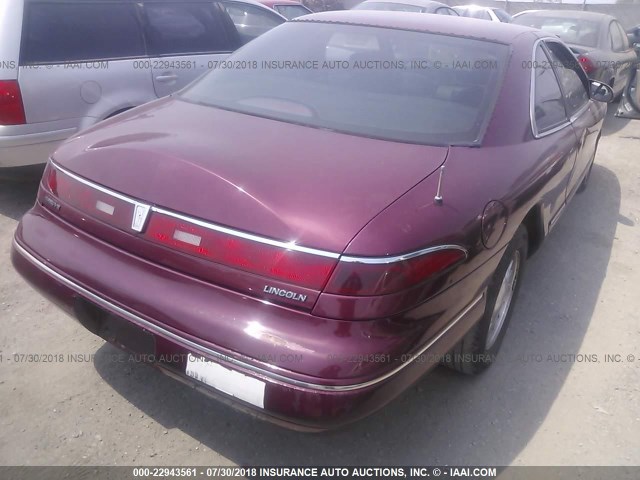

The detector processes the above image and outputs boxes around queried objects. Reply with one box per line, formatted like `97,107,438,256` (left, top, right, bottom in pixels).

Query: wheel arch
521,204,545,258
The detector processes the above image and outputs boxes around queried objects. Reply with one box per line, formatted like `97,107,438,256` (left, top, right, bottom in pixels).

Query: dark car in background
513,10,637,99
12,11,613,430
353,0,458,15
258,0,313,19
627,24,640,59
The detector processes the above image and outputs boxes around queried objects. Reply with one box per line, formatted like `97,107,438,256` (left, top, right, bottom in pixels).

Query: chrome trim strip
569,101,590,123
13,239,483,392
151,207,340,259
51,161,467,265
340,244,468,264
50,160,340,260
54,162,153,233
53,161,140,205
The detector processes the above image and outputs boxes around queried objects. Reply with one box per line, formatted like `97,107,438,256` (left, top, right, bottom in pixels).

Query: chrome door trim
529,37,573,139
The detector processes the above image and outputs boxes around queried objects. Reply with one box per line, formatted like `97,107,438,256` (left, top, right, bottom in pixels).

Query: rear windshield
455,7,492,20
492,9,512,23
182,22,509,146
274,4,312,19
513,15,601,48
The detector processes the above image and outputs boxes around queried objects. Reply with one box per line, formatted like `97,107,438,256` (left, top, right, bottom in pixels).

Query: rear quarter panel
0,1,22,80
340,30,582,312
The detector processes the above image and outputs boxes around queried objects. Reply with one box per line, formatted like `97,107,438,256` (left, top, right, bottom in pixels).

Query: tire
610,79,623,103
576,159,594,193
442,225,528,375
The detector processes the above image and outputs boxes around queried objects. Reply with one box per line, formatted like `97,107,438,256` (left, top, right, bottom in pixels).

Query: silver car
453,5,511,23
0,0,284,171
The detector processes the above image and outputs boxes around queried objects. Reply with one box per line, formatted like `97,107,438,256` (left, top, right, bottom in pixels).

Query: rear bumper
12,205,491,429
0,127,76,168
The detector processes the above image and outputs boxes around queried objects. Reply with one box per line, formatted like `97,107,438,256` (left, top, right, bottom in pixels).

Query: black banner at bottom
1,466,638,480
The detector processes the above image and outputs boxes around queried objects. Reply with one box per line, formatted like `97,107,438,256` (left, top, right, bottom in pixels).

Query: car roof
514,9,615,23
357,0,449,9
295,10,538,44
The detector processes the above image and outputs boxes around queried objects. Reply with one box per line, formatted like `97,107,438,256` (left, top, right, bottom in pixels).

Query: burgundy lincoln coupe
12,11,612,430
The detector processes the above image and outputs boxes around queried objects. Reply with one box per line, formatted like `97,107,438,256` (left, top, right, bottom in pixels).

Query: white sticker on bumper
185,353,265,408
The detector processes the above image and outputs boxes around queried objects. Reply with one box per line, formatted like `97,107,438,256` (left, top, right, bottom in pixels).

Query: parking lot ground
0,105,639,466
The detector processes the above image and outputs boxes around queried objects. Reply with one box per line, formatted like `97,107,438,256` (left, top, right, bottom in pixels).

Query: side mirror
590,80,614,103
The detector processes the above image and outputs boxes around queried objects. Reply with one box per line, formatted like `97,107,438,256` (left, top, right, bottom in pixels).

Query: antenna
434,165,445,205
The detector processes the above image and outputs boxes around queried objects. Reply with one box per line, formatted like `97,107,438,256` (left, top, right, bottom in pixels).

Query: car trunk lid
46,97,448,309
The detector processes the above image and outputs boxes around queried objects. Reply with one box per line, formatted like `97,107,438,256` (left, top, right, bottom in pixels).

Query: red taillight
46,163,58,193
0,80,26,125
44,163,137,231
578,55,596,75
41,163,464,296
145,212,338,290
324,248,466,296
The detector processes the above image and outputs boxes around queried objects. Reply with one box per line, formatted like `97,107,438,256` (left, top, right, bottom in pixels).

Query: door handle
155,74,178,83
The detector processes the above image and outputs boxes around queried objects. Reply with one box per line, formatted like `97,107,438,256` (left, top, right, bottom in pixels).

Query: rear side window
143,3,234,56
273,4,311,20
21,2,144,65
533,45,567,134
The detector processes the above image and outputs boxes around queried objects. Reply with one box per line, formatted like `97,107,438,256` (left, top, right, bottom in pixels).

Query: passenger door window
221,2,285,45
533,44,568,135
21,2,144,64
545,41,590,117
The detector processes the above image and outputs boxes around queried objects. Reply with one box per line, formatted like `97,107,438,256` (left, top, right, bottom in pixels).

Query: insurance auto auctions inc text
256,467,497,478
